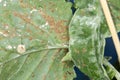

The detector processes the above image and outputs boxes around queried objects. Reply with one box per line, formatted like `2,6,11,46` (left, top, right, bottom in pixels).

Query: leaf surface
69,0,120,79
69,0,110,79
0,0,75,80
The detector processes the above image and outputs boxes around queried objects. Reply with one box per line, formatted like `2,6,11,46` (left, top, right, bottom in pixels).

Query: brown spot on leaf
82,48,87,53
32,73,35,77
20,2,29,8
64,75,67,80
13,11,46,37
48,2,56,13
14,12,34,26
67,71,72,75
43,75,47,80
39,10,69,42
74,49,80,54
82,63,86,67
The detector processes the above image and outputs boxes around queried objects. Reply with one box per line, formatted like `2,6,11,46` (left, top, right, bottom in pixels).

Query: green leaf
68,0,120,79
61,52,72,62
69,0,110,79
0,0,75,80
103,58,120,80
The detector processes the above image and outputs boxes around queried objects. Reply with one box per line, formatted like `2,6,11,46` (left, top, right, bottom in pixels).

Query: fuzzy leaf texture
69,0,120,80
0,0,75,80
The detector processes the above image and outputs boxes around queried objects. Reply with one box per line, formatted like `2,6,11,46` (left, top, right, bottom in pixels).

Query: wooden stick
100,0,120,62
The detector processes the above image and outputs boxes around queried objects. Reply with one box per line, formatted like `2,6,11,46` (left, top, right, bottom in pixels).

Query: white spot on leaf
4,25,9,29
0,0,2,3
13,46,16,49
17,44,26,54
3,1,7,7
0,31,8,37
88,4,96,11
40,22,49,29
6,45,12,50
30,9,37,14
70,38,76,45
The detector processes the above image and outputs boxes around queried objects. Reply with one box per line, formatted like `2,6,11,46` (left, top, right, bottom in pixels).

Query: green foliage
0,0,74,80
69,0,110,79
0,0,120,80
68,0,120,80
